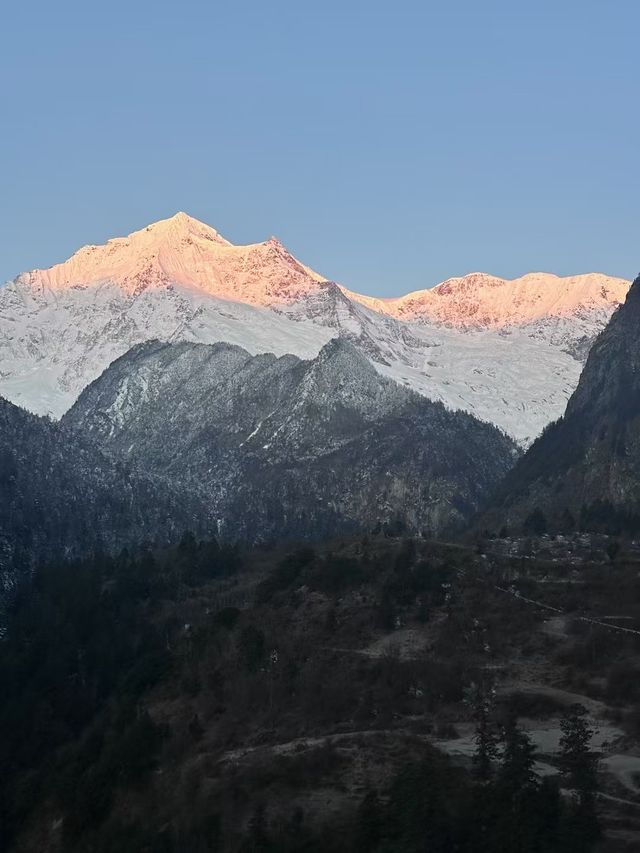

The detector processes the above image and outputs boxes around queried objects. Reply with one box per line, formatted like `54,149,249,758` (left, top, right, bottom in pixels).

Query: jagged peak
98,211,233,251
139,211,231,244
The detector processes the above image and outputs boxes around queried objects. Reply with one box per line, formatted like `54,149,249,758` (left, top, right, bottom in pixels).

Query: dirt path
218,728,426,764
217,717,640,806
496,681,609,717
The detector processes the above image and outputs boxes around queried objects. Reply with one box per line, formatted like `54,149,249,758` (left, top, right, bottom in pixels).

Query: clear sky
1,0,638,295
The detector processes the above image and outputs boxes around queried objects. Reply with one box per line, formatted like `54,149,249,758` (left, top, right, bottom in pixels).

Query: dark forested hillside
4,533,629,852
63,338,518,540
0,397,211,597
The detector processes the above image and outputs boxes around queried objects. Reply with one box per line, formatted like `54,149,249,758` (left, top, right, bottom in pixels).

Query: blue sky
1,0,638,295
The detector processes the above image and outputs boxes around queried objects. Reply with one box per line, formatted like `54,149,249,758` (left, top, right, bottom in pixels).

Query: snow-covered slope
0,277,335,417
0,213,630,444
344,271,629,361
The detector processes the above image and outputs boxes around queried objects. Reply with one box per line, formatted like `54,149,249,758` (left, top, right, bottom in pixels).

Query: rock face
0,396,212,599
63,339,518,541
485,273,640,531
0,213,629,444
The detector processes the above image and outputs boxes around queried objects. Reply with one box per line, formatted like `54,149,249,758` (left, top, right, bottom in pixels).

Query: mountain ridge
352,270,629,328
12,212,628,322
0,212,630,444
63,337,518,540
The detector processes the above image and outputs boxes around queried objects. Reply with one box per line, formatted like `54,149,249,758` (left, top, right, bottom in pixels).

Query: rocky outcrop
484,274,640,532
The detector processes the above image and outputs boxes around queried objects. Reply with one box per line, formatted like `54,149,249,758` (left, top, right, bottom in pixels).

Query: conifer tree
558,704,600,849
494,717,538,851
467,682,499,781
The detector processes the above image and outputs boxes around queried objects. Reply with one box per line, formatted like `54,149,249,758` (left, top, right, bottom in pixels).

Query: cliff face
486,274,640,530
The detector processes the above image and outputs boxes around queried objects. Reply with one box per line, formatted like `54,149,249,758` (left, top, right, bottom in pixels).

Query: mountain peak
17,213,326,302
134,211,231,248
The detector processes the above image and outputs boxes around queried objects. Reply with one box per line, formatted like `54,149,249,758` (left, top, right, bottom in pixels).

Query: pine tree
558,704,600,849
467,682,499,781
498,716,537,793
494,718,539,852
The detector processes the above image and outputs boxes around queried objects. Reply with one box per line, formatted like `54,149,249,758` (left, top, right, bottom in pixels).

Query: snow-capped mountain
348,271,629,329
25,211,326,304
347,271,630,365
0,213,630,444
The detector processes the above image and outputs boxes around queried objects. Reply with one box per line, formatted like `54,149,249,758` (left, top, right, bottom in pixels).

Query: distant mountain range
0,213,629,444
